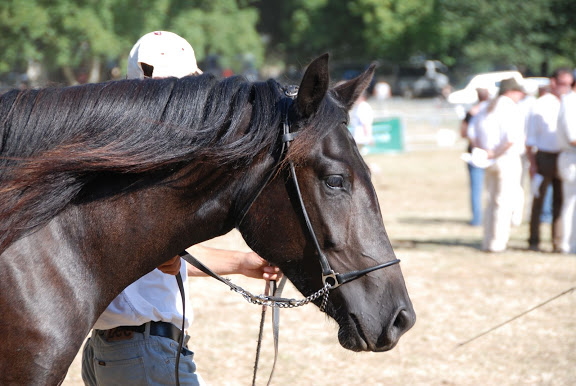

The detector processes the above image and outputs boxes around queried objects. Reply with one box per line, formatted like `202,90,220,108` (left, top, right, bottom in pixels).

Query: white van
448,71,523,105
447,71,524,119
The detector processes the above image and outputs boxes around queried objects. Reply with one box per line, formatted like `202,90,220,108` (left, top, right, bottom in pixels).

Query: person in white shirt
468,78,527,252
526,68,574,252
557,79,576,254
460,88,490,226
350,90,374,154
81,31,280,386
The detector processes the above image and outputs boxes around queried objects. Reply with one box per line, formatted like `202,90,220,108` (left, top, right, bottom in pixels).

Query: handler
557,80,576,254
81,31,280,386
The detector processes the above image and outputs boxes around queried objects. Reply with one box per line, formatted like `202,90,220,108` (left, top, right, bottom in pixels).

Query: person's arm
156,245,281,280
525,109,539,176
461,106,479,139
467,114,479,148
157,255,182,275
559,94,576,146
460,119,469,139
185,244,281,280
525,145,537,177
562,96,576,146
487,142,513,159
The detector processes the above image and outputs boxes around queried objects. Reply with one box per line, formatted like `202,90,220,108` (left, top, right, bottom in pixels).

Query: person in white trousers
468,78,527,252
557,84,576,254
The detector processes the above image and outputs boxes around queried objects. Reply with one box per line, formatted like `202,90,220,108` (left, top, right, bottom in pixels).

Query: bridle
237,85,401,291
175,85,400,385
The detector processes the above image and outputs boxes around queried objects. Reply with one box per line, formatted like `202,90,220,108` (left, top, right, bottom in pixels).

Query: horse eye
325,175,344,189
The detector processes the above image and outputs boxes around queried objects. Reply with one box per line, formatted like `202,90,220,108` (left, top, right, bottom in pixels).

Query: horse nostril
377,307,415,350
392,308,414,333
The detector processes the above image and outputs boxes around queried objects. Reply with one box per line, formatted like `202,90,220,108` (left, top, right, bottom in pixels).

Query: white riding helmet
127,31,202,79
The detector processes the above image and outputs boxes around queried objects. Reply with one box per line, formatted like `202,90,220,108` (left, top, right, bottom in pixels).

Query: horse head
239,54,415,352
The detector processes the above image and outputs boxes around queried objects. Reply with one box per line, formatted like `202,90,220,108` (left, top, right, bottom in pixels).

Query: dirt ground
63,99,575,385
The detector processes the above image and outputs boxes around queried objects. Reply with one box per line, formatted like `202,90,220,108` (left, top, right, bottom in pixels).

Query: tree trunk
88,57,102,84
61,66,78,86
26,59,48,88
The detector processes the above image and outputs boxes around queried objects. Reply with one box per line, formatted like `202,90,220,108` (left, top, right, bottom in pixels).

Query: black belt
98,321,182,343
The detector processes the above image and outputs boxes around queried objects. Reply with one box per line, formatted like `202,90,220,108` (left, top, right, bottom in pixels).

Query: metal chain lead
320,289,330,312
224,278,332,310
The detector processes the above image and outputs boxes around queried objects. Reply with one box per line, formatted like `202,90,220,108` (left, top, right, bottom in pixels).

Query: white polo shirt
468,95,525,156
93,260,191,330
526,93,562,152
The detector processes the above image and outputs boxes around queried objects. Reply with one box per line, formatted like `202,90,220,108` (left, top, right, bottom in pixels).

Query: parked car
392,60,450,98
447,71,524,118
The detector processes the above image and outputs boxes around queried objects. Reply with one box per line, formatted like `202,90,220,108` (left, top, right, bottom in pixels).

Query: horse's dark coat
0,55,414,384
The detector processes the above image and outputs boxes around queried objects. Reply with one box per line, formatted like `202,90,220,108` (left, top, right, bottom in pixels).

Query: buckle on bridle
284,85,299,98
322,271,340,289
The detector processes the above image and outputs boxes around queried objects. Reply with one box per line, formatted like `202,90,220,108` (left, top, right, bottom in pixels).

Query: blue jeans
540,184,553,223
468,163,485,226
82,328,205,386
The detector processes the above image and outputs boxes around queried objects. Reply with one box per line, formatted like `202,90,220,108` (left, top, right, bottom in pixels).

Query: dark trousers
529,151,563,249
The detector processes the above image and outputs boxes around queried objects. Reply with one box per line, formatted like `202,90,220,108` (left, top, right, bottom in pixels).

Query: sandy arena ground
63,98,575,385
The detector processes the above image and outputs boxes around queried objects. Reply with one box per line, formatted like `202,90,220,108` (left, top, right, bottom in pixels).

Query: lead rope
252,275,288,386
175,272,186,386
269,276,287,384
252,279,270,386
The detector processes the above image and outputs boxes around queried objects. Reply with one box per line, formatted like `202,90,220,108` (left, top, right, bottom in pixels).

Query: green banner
350,117,404,155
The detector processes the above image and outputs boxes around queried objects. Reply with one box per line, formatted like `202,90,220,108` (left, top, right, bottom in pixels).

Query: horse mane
0,74,344,252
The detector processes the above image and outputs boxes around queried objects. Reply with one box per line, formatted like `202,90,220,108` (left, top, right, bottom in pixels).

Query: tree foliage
254,0,438,64
0,0,263,86
255,0,575,76
437,0,571,74
0,0,573,86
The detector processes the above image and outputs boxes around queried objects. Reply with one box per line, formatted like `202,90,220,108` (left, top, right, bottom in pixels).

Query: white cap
127,31,202,79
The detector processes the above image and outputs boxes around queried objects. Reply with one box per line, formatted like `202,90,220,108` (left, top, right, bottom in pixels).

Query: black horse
0,54,415,384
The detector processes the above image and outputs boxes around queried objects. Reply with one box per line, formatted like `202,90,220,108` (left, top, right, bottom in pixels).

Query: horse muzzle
335,293,416,352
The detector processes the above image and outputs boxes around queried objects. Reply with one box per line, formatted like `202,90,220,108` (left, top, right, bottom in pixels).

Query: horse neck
80,164,238,271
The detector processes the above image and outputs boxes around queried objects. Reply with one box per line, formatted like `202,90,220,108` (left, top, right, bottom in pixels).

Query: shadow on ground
397,216,470,226
392,238,482,249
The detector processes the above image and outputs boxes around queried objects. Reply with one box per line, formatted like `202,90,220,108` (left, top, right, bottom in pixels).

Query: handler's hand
157,255,181,275
240,252,282,281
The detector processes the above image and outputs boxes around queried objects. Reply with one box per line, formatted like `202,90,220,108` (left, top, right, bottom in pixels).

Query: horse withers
0,54,415,384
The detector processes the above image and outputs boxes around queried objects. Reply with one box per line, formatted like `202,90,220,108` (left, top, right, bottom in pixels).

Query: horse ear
333,64,376,110
295,53,330,119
